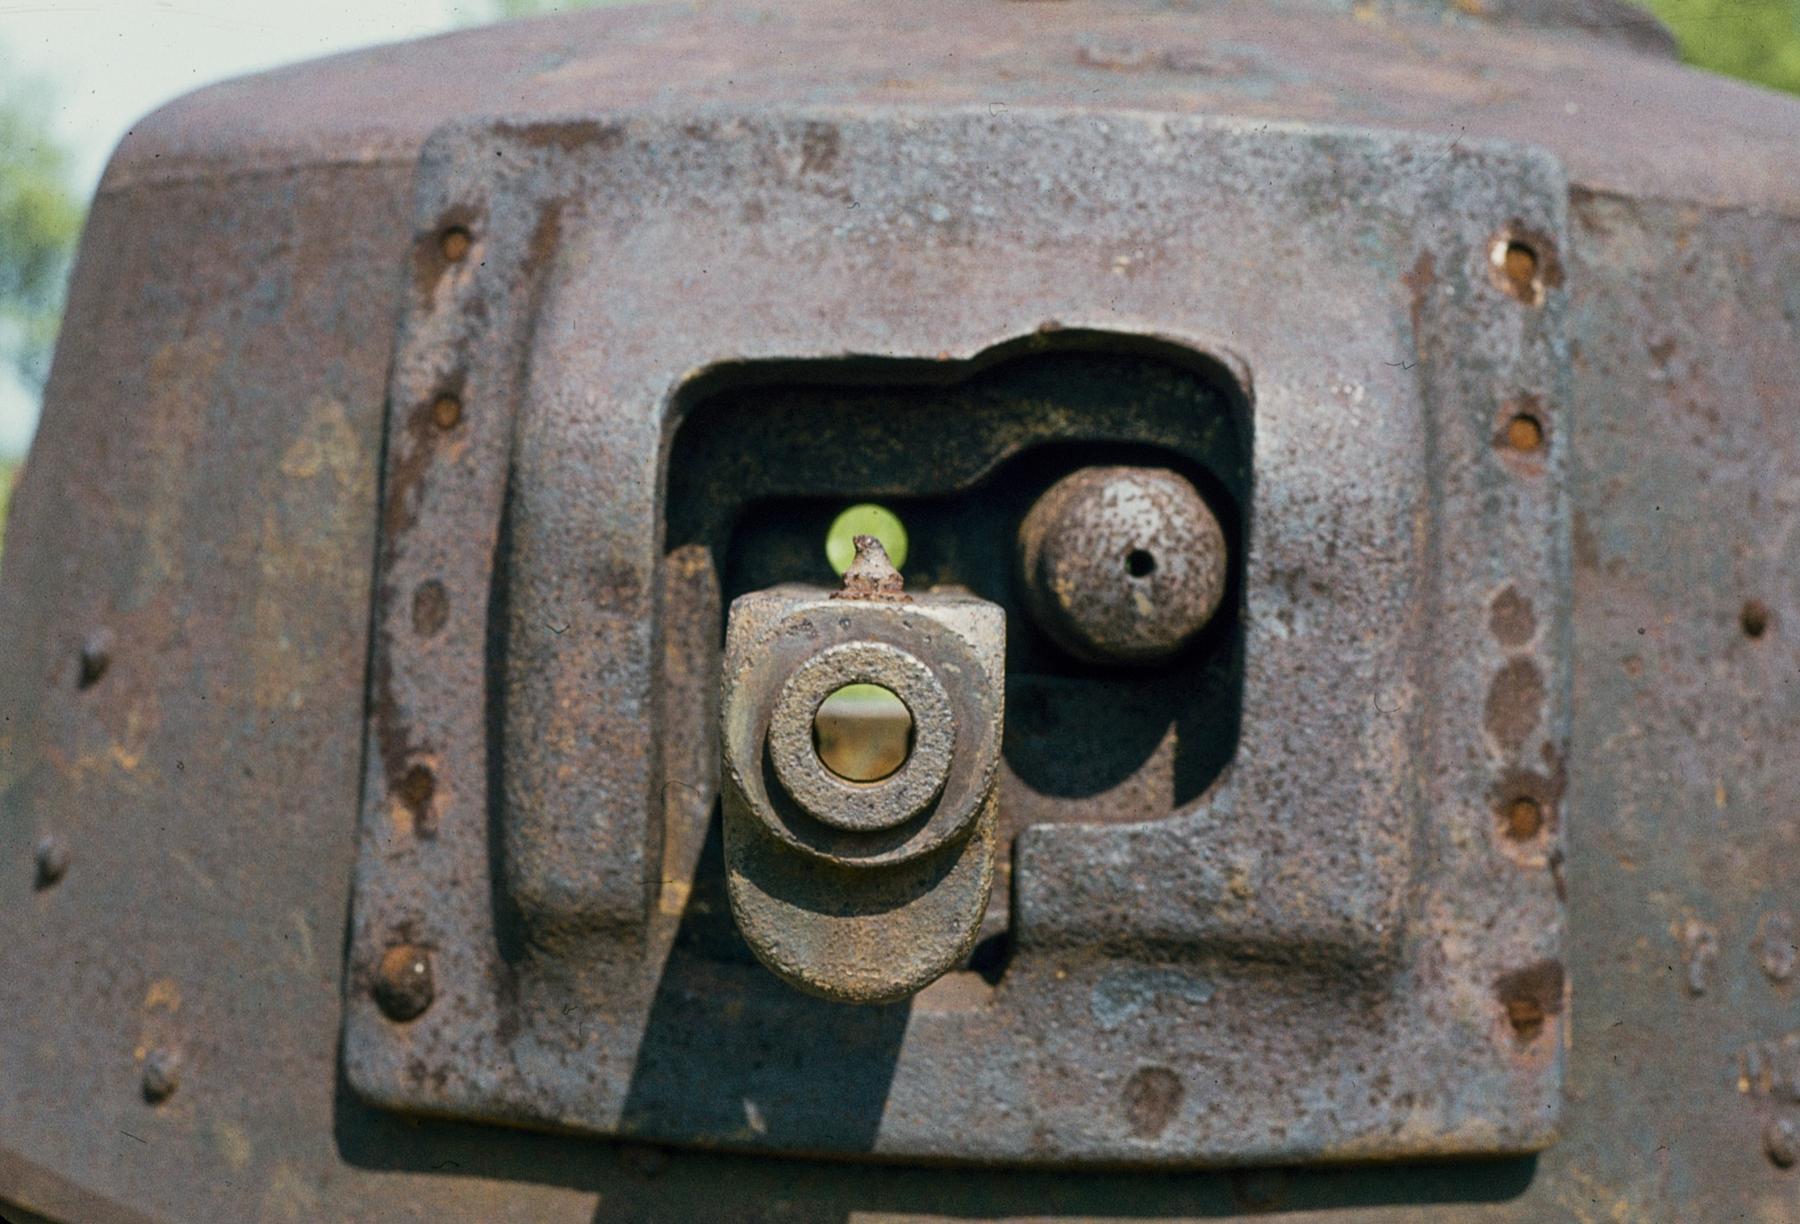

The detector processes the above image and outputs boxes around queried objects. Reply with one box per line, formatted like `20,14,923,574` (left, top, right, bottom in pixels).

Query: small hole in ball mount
1125,549,1157,578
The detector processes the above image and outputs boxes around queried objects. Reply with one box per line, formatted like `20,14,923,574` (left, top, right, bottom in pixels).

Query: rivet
374,944,435,1022
141,1047,180,1104
1502,796,1543,841
1741,599,1771,640
1505,413,1544,453
394,764,435,818
1495,960,1563,1042
431,394,462,431
439,227,471,263
33,835,70,889
1766,1117,1799,1168
78,627,114,689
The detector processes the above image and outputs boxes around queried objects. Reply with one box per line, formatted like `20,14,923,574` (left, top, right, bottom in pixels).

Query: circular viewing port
813,684,914,782
826,503,909,575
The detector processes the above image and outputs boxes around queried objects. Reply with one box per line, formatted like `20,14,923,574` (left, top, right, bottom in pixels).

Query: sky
0,0,515,456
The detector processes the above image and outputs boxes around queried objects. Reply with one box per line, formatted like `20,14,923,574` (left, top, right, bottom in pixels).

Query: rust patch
1489,585,1537,647
1484,657,1546,752
1495,959,1565,1042
411,579,450,637
800,121,841,173
438,227,471,264
832,535,910,603
430,394,463,431
1502,796,1543,840
1492,763,1564,843
382,389,464,545
525,198,566,280
394,762,438,838
1403,249,1436,341
1122,1066,1183,1139
492,118,626,155
410,203,485,303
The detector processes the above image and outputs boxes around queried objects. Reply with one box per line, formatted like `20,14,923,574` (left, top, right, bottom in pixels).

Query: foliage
0,460,17,566
0,55,83,392
1642,0,1800,94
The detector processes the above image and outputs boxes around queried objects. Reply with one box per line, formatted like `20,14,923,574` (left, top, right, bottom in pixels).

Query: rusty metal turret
4,1,1799,1219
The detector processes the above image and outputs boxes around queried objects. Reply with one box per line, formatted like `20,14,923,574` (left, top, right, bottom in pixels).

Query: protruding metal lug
719,545,1005,1004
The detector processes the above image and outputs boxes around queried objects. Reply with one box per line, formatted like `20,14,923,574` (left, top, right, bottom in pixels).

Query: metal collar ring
767,642,953,833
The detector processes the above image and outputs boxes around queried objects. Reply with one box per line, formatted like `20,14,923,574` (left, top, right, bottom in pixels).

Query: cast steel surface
341,106,1568,1165
720,543,1006,1004
2,0,1798,1220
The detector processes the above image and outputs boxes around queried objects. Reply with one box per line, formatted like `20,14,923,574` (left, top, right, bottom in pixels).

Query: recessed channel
814,684,914,782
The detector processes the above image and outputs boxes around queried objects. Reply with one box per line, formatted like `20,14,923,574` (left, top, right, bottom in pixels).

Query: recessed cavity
813,683,913,782
1125,548,1156,578
396,764,435,809
1506,413,1544,453
1491,238,1541,304
1501,242,1538,291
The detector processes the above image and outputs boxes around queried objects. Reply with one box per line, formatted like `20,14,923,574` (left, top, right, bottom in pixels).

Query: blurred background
1,0,1797,558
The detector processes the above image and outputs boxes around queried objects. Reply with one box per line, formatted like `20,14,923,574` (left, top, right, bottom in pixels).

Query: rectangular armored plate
345,110,1570,1165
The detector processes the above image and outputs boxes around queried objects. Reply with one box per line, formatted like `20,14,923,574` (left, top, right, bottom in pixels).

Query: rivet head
78,627,114,689
141,1048,180,1104
431,394,462,431
439,227,471,263
1768,1117,1800,1168
1503,796,1543,840
373,944,435,1022
33,835,70,889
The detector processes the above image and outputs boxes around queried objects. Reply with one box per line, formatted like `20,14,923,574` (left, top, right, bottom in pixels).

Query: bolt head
141,1048,180,1104
1768,1117,1800,1168
33,835,70,889
373,944,435,1022
78,627,114,689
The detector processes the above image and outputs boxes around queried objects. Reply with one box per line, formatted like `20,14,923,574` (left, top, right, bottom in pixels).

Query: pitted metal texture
721,542,1006,1001
1018,465,1229,665
766,641,953,836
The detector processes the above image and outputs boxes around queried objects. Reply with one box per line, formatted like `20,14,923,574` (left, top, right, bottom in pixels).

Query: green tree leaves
0,53,82,392
1645,0,1800,95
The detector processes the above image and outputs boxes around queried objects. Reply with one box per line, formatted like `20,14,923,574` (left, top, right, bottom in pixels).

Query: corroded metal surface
0,0,1797,1220
339,108,1568,1166
1017,466,1228,665
721,542,1005,1002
